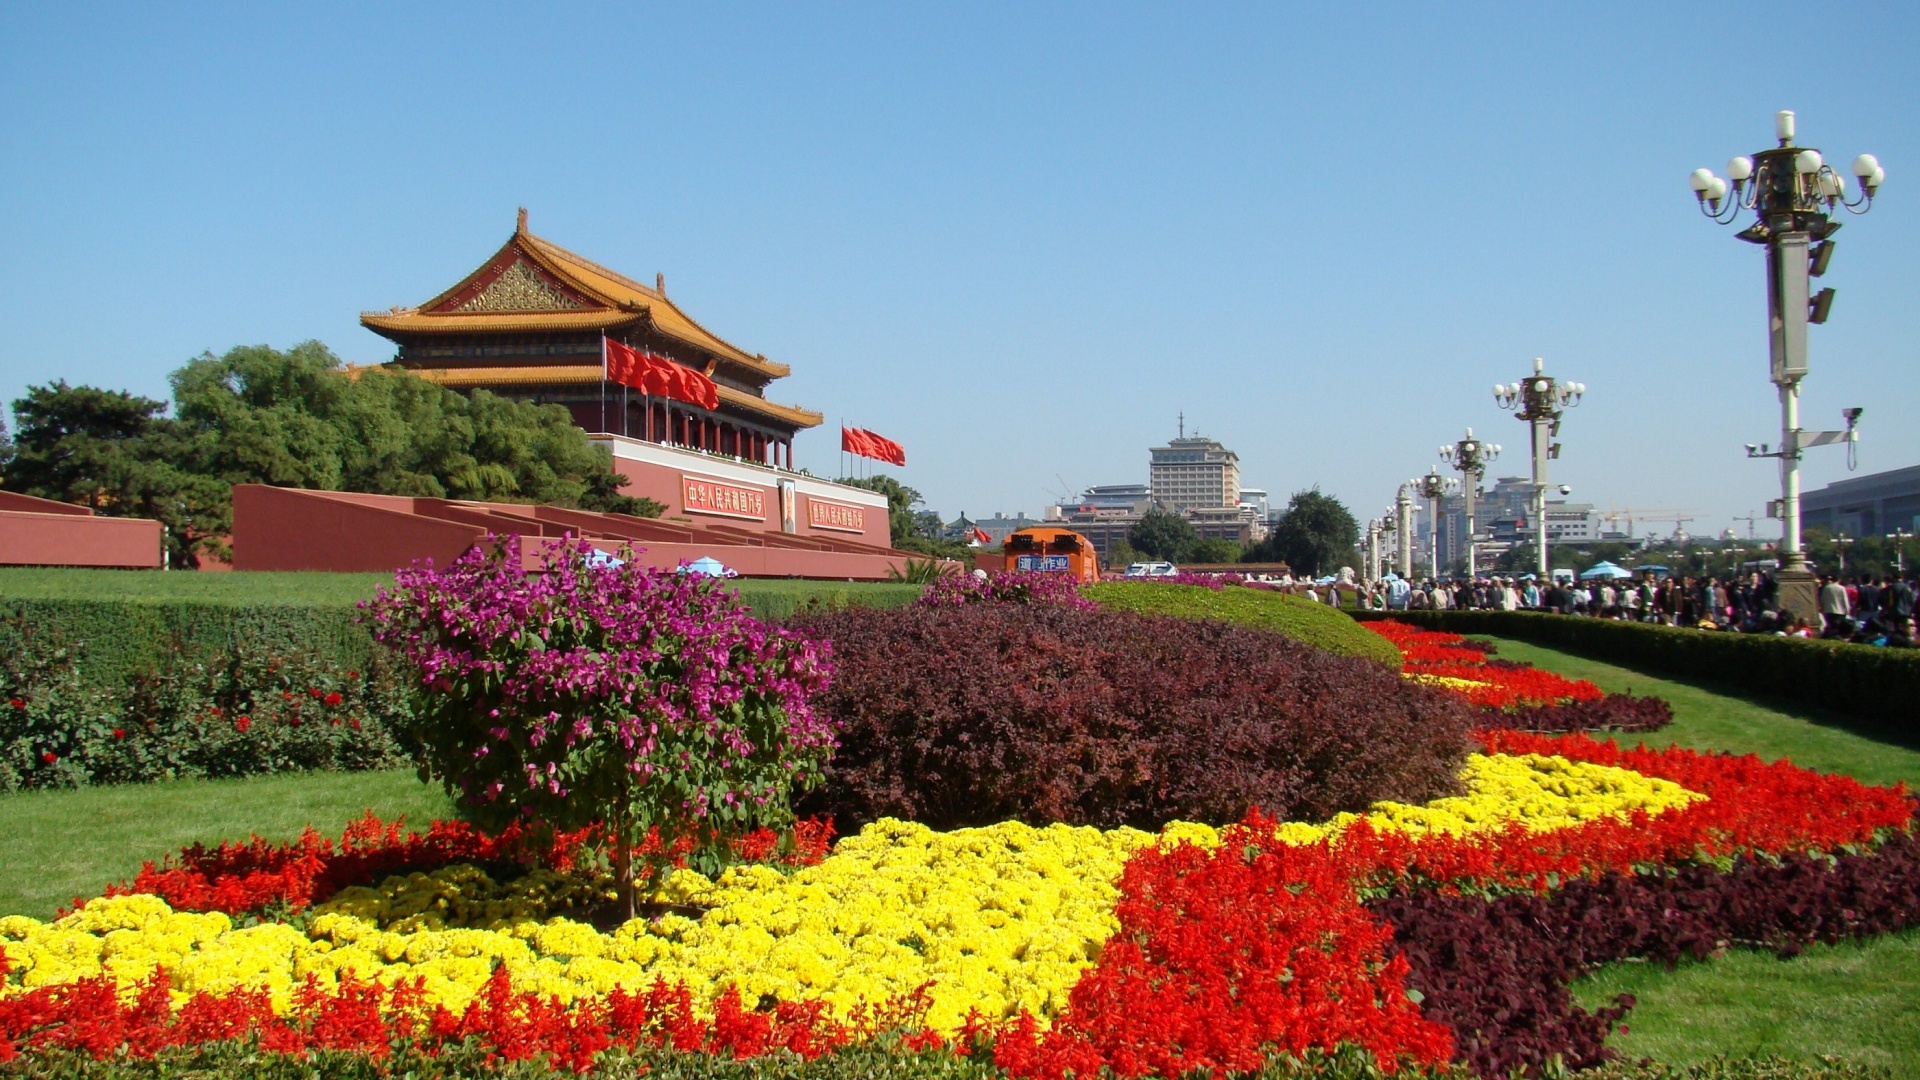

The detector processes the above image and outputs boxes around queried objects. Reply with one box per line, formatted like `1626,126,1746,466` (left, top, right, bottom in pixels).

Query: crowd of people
1355,570,1920,648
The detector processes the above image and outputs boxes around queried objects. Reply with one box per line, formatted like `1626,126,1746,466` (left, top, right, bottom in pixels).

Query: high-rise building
1149,436,1240,512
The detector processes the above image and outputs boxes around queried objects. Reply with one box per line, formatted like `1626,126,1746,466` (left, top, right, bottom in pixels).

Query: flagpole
600,337,607,434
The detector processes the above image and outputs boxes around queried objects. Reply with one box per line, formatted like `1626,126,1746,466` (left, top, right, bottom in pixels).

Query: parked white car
1123,561,1178,579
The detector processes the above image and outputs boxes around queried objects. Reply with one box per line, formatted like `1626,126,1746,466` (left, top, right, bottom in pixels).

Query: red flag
605,338,639,387
842,426,905,466
970,526,992,545
604,339,719,410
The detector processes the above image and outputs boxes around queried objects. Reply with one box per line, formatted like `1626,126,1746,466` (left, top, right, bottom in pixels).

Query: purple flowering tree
365,536,835,918
915,568,1097,609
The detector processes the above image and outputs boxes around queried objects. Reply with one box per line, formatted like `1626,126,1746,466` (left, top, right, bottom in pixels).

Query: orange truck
1001,526,1101,584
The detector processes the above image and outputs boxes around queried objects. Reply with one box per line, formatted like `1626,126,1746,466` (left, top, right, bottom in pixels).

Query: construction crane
1731,511,1765,541
1599,506,1699,539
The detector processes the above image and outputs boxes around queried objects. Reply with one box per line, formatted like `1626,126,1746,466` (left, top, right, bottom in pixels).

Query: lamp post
1494,358,1585,583
1690,110,1881,620
1834,534,1853,575
1440,429,1500,580
1364,517,1384,583
1414,468,1456,578
1891,529,1914,578
1395,484,1415,579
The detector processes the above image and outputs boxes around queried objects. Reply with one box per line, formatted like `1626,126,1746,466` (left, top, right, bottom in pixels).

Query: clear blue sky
4,3,1916,539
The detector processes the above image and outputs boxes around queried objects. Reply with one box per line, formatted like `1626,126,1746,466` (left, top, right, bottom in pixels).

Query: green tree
1252,488,1358,576
0,414,13,481
1190,537,1244,564
6,343,664,567
171,343,658,515
1104,538,1140,571
3,382,227,567
1129,507,1199,562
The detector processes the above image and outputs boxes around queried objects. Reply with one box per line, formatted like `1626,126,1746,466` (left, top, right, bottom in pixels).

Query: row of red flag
607,337,906,468
841,426,906,466
603,339,719,411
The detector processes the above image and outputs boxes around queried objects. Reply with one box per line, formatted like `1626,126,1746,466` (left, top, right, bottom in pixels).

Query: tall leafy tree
6,343,663,567
1129,507,1199,562
3,381,227,566
1251,488,1359,576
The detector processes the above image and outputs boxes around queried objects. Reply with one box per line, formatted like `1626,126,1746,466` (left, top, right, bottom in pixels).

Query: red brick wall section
0,491,94,516
0,511,162,568
230,485,483,572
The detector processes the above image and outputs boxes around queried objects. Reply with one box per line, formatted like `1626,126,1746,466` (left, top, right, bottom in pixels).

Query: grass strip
0,769,453,920
1472,636,1920,788
1085,582,1402,665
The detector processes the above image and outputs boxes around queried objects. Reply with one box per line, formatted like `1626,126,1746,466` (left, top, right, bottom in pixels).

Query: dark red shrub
791,604,1477,830
1480,693,1674,734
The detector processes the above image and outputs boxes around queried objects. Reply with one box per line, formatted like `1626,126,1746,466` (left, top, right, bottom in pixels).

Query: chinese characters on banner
807,499,867,533
682,476,765,520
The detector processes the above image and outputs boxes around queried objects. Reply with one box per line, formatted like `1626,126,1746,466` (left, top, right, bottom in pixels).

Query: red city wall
592,436,892,550
0,510,163,569
230,485,916,579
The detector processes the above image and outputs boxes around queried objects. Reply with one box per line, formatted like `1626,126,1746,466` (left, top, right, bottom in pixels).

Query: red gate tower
360,208,821,468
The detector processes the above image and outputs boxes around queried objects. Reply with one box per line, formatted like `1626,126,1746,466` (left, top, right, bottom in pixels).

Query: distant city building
1149,435,1241,512
1068,484,1152,516
944,512,1043,546
1239,488,1271,521
1800,464,1920,536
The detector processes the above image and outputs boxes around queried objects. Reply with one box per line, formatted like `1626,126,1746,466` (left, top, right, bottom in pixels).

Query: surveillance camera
1745,444,1758,455
1843,407,1863,426
1558,485,1573,496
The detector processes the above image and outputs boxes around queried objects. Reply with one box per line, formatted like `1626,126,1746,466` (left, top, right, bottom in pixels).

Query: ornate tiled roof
360,211,792,380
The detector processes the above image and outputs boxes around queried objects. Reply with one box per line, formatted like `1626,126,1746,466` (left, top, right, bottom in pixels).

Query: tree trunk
611,802,636,922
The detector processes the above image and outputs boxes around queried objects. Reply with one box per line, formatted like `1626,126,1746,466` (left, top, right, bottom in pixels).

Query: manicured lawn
1476,635,1920,789
0,568,392,606
1572,929,1920,1075
0,567,920,620
0,769,453,920
1494,636,1920,1074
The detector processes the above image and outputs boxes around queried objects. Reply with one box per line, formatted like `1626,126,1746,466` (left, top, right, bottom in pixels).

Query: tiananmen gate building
359,208,820,468
224,211,909,578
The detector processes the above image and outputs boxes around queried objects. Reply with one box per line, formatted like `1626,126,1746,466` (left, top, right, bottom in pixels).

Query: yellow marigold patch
0,755,1702,1033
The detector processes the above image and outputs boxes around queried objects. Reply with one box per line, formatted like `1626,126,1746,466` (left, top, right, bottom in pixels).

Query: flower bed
1368,620,1674,732
4,592,1915,1077
4,735,1914,1077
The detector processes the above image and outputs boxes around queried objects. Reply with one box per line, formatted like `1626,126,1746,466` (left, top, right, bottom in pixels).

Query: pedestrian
1818,574,1851,636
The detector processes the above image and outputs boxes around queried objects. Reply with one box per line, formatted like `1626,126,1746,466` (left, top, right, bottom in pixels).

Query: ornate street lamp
1440,430,1499,580
1494,358,1584,583
1413,468,1457,578
1689,110,1881,619
1394,484,1416,579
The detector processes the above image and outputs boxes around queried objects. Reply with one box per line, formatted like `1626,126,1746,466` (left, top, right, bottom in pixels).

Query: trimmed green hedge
0,574,923,691
1085,582,1402,666
1350,610,1919,724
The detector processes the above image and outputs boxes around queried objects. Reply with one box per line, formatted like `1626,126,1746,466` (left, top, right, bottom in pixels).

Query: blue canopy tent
680,556,738,579
1579,561,1633,580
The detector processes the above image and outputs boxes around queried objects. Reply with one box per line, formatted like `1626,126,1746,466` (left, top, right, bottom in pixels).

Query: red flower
309,688,324,699
236,716,252,733
8,697,24,710
41,751,57,764
281,692,295,702
112,728,126,740
323,692,344,708
349,718,362,730
346,670,361,680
